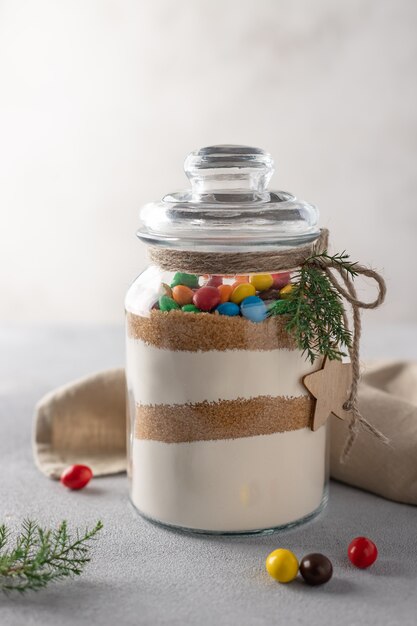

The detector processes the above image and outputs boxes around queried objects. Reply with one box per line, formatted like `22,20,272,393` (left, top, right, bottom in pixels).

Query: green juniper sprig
0,519,103,593
269,251,357,364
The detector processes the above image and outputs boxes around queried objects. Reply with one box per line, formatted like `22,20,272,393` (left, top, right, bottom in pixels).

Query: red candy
272,272,291,289
60,464,93,490
348,537,378,569
206,275,223,287
193,286,221,311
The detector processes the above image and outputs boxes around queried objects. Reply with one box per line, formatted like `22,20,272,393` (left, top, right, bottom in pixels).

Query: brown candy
299,553,333,586
258,289,281,301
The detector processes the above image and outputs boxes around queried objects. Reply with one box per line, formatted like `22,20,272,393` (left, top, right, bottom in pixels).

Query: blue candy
240,295,267,323
216,302,240,317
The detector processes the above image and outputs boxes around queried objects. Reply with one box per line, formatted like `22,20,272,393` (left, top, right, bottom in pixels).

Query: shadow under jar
125,145,329,534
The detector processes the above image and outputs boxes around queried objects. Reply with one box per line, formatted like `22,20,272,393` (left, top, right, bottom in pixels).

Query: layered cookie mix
125,272,327,532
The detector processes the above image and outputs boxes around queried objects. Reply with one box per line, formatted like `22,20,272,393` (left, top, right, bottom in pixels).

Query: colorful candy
347,537,378,569
159,295,180,312
216,302,240,316
240,296,267,322
172,285,194,306
156,272,296,319
231,276,249,290
182,304,201,313
230,283,256,304
206,275,223,287
268,299,291,315
272,272,291,289
60,465,93,490
299,553,333,586
263,300,279,313
265,549,299,583
218,284,234,303
193,286,221,311
249,274,273,292
279,284,294,299
161,283,173,298
264,538,381,589
170,272,199,289
258,288,281,301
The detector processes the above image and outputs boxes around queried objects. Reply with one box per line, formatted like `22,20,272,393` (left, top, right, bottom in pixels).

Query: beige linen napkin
33,362,417,505
331,361,417,505
33,369,126,479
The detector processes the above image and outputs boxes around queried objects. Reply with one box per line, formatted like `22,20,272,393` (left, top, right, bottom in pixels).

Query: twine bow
307,245,388,461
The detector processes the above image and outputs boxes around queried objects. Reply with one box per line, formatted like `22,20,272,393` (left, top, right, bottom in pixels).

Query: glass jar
126,145,329,534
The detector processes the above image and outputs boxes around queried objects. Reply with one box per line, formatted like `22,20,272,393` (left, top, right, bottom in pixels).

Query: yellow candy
230,283,256,304
265,548,299,583
249,274,273,292
279,284,294,300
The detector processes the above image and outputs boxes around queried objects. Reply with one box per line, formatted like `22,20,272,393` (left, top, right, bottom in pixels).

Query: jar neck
146,229,328,275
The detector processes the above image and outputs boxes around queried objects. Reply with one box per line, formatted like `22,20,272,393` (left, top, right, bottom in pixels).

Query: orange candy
218,284,234,303
172,285,195,306
231,276,249,290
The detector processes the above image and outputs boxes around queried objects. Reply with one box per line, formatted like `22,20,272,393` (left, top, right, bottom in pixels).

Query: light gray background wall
0,0,416,324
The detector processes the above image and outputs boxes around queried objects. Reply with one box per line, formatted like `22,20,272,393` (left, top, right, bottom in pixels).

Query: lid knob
184,145,274,194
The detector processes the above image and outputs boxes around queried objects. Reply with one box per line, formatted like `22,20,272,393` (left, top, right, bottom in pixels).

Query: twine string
311,257,388,462
148,229,330,275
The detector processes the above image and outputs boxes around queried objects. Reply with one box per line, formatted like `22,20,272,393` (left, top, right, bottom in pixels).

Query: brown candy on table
299,553,333,586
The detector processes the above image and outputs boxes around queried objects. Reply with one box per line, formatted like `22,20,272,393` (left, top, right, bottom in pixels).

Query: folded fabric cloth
33,369,126,479
331,361,417,505
33,362,417,505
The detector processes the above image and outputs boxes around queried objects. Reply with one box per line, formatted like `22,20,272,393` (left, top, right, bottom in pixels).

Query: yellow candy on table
279,284,294,300
249,274,274,292
265,548,299,583
230,283,256,304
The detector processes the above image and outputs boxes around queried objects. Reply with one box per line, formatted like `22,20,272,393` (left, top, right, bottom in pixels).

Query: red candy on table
347,537,378,569
60,464,93,490
193,286,221,311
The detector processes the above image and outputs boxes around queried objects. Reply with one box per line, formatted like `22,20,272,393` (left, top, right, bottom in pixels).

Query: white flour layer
131,427,327,532
126,338,318,405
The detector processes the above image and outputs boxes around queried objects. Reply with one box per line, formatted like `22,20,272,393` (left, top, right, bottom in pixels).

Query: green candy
159,295,180,312
269,299,292,315
170,272,199,289
182,304,201,313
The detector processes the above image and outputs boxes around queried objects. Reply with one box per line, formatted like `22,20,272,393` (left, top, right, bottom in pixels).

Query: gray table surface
1,324,417,626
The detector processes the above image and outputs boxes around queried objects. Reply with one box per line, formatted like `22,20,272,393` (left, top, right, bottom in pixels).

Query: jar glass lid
137,145,320,252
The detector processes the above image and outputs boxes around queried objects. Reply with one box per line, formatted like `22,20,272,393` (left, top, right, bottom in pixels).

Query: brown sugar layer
135,395,314,444
126,309,297,352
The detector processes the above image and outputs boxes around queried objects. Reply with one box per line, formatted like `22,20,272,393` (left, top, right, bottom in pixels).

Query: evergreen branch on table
0,519,103,593
268,252,355,364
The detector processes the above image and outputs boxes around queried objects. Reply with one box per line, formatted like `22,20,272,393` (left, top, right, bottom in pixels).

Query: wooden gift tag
303,358,353,431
